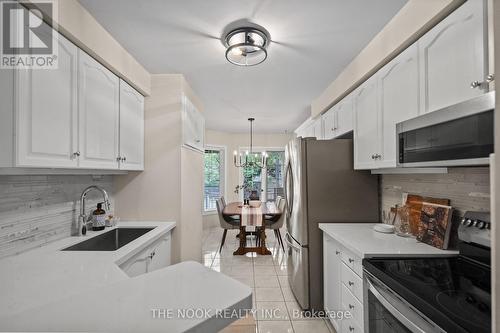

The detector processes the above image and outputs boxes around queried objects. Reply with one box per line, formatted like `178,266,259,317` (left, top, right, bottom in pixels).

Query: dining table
222,201,283,255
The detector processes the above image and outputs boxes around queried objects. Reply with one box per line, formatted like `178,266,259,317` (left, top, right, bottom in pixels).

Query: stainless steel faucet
77,185,111,236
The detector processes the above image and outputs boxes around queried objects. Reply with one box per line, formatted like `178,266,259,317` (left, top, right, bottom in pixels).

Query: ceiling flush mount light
224,27,269,66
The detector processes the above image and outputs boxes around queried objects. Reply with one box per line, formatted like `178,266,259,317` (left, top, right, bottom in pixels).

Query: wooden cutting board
406,194,450,235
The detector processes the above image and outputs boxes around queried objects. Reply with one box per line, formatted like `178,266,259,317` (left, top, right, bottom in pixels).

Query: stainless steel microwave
397,92,494,167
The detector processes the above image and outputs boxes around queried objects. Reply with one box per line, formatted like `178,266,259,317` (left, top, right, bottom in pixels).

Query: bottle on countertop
92,202,106,231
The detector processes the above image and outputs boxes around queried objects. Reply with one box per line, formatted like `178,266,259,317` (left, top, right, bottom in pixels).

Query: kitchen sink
62,227,155,251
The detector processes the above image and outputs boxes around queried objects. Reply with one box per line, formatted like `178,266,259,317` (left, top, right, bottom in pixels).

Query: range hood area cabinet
353,0,490,170
0,18,144,172
295,97,353,140
321,95,353,140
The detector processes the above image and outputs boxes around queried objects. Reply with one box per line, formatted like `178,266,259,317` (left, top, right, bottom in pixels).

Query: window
203,147,225,212
266,151,285,202
238,149,285,202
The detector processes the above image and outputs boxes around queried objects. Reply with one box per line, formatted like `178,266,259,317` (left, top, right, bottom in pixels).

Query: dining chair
262,199,286,251
216,198,240,253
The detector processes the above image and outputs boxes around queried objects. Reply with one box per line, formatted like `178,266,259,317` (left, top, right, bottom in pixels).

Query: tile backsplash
0,175,114,258
381,167,490,219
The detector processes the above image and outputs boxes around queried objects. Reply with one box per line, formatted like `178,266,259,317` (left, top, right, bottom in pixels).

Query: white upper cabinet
321,106,336,140
419,0,488,114
353,76,380,170
15,30,79,168
182,95,205,152
334,95,353,138
378,43,420,168
119,80,144,171
321,96,353,140
311,117,323,139
78,50,120,169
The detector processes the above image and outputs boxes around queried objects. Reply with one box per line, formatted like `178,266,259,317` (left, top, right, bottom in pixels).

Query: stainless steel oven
397,92,494,167
363,271,445,333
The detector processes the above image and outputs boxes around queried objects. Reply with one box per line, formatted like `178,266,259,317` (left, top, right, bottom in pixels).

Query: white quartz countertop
0,221,252,333
319,223,458,258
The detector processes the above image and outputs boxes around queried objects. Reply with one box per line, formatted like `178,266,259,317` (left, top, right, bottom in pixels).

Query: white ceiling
79,0,407,133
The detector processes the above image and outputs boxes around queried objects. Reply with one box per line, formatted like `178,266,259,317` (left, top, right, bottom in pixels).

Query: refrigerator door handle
285,232,302,252
284,162,294,218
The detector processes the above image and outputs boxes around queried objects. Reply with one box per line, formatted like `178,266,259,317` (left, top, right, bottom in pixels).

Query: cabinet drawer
341,284,364,331
341,262,363,302
340,247,362,276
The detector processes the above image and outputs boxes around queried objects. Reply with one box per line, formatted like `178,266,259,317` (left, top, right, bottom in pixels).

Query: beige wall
114,75,203,263
26,0,151,95
311,0,464,118
203,130,292,229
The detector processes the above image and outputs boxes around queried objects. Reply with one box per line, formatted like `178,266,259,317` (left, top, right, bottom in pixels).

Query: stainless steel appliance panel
364,271,446,333
284,138,308,246
285,232,309,309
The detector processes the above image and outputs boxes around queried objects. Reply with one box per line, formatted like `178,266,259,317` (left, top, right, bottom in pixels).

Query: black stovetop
364,255,491,333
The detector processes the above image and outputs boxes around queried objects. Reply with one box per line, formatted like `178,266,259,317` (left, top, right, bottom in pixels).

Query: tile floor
202,226,336,333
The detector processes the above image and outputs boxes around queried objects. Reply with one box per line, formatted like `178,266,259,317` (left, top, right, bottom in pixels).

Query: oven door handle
365,276,443,333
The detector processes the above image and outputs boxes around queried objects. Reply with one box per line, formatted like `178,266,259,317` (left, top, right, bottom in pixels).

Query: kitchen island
0,221,252,333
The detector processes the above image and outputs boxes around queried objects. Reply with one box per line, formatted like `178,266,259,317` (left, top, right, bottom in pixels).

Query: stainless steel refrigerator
284,137,379,311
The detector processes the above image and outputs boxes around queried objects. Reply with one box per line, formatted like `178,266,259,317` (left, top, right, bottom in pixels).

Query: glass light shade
225,28,268,66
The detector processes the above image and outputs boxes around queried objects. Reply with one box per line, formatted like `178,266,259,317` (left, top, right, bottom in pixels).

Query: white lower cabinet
120,232,172,277
323,236,342,332
323,234,364,333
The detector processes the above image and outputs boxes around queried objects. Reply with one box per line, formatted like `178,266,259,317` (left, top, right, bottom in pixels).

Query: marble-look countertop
0,221,252,333
319,223,458,258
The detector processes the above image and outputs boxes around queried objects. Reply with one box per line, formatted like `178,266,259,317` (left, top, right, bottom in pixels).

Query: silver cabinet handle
73,151,80,157
116,156,122,162
348,258,354,263
471,74,495,89
349,304,354,309
349,326,355,332
122,157,126,162
471,80,481,88
335,250,341,255
371,154,376,160
348,281,354,286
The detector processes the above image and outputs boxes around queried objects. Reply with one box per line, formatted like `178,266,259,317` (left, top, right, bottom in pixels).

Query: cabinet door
378,43,420,168
321,107,336,140
119,80,144,171
121,255,149,277
419,0,487,114
16,27,78,168
324,235,342,332
182,96,204,152
312,118,323,139
78,51,120,169
149,233,171,272
334,96,353,138
354,76,380,170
